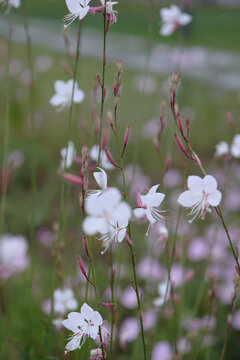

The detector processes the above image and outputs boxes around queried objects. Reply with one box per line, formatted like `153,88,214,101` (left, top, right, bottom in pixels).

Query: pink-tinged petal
207,190,222,207
179,13,192,26
188,176,203,194
160,22,175,36
133,208,146,219
62,312,84,332
50,94,64,106
91,311,103,327
117,228,126,243
65,335,82,353
81,303,93,320
94,168,107,189
177,190,200,207
203,175,218,193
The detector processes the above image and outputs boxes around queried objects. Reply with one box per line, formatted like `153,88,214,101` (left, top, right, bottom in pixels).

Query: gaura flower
62,303,103,353
89,167,108,197
160,5,192,36
0,0,20,10
100,0,118,24
54,288,78,315
177,175,222,223
64,0,91,27
50,79,85,112
82,188,132,253
60,141,76,169
133,185,165,234
153,281,170,307
215,141,229,157
231,134,240,158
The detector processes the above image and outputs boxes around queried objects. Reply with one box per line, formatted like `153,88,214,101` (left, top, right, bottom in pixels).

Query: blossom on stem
100,0,118,24
54,288,78,315
177,175,222,223
50,79,85,112
92,167,108,195
60,141,76,169
0,0,20,10
215,141,229,157
153,281,170,307
62,303,103,353
160,5,192,36
231,134,240,158
82,188,131,253
64,0,91,27
133,185,165,234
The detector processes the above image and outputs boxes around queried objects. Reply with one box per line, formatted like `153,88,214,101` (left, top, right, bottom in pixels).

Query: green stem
97,8,107,166
0,14,12,235
109,245,115,360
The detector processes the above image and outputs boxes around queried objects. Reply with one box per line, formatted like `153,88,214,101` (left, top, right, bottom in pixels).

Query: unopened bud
105,148,122,170
121,125,131,158
61,173,83,186
77,255,95,286
165,154,171,172
83,236,91,260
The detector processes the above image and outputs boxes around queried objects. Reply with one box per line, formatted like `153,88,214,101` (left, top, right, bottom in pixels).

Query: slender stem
97,8,107,165
47,21,82,357
0,14,12,235
109,245,115,360
113,106,147,360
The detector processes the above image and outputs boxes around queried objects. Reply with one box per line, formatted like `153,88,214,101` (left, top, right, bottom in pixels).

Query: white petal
100,188,121,211
207,190,222,207
160,23,175,36
94,168,107,189
177,190,200,207
62,312,84,332
133,208,146,219
73,89,85,103
78,6,90,20
112,202,132,222
54,80,66,94
149,193,165,207
81,303,93,320
65,335,81,353
82,217,103,235
50,94,64,107
149,184,159,195
203,175,218,193
91,311,103,327
117,228,126,243
89,325,99,340
187,176,204,194
146,210,156,225
85,195,104,216
179,13,192,26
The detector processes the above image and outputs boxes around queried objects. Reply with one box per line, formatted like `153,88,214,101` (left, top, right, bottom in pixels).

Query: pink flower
152,341,172,360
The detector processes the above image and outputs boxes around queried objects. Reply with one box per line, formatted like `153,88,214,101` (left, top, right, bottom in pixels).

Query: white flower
64,0,91,27
60,141,76,169
0,0,20,10
100,0,118,23
133,185,165,231
82,188,132,252
90,145,114,170
62,303,103,353
54,288,78,315
177,175,222,223
153,281,170,307
91,167,108,196
160,5,192,36
231,134,240,158
215,141,229,157
50,79,85,112
0,234,29,279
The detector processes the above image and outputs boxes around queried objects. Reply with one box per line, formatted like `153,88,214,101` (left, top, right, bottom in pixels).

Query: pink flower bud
77,255,95,287
184,269,194,282
83,236,91,260
105,148,122,170
121,125,131,158
165,154,171,172
61,173,83,186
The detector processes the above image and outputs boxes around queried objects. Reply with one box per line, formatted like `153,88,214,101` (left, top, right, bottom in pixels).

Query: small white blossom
50,79,85,112
215,141,229,157
62,303,103,353
0,0,20,10
82,188,131,253
160,5,192,36
90,145,114,170
133,185,165,234
64,0,91,27
54,288,78,315
231,134,240,158
177,175,222,223
100,0,118,23
153,281,170,307
60,141,76,169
